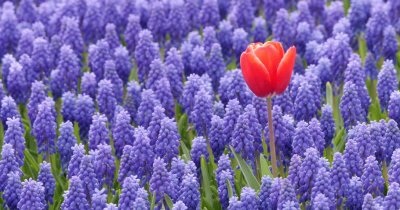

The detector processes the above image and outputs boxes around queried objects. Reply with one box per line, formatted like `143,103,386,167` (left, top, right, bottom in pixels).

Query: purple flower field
0,0,399,209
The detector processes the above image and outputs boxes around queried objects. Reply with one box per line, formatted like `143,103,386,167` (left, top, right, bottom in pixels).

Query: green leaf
333,128,346,152
150,192,156,210
260,154,273,177
164,194,174,209
326,82,333,108
200,156,214,210
226,179,234,198
230,146,260,191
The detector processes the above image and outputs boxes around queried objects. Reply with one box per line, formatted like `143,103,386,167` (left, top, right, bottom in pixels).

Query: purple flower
89,113,110,150
82,0,102,43
1,54,16,88
124,14,142,54
118,175,140,209
2,171,22,209
331,152,350,206
217,20,233,57
273,9,295,49
4,117,25,167
97,79,117,120
223,99,242,147
16,29,34,58
240,187,258,209
231,113,255,163
89,40,111,81
8,61,29,104
91,189,107,210
105,23,120,50
118,145,134,183
94,143,116,188
217,169,235,209
32,37,51,79
253,17,268,43
344,54,370,113
299,148,320,202
362,156,384,196
192,88,213,136
185,0,200,30
104,60,123,103
228,196,243,210
67,144,85,179
103,0,123,33
173,201,188,210
340,82,365,129
383,182,400,209
0,9,19,57
191,136,209,167
320,104,335,148
168,0,188,44
57,121,77,172
294,82,317,122
81,72,97,99
292,121,314,157
155,117,180,163
209,115,225,158
331,33,352,86
324,1,344,35
277,179,299,210
18,179,46,210
259,176,273,210
148,2,167,43
38,162,55,204
60,17,84,56
132,187,150,209
384,119,400,162
383,25,398,61
57,45,80,92
124,80,141,123
0,144,21,191
150,157,171,203
114,46,132,85
378,60,398,111
74,94,95,141
311,167,334,209
207,43,225,91
137,89,161,128
61,91,75,122
190,45,208,75
219,70,252,106
362,193,378,210
232,28,249,63
153,77,175,118
135,30,160,84
178,173,200,209
0,96,21,128
61,176,90,210
112,110,134,158
131,127,155,181
33,100,56,158
365,5,390,57
348,0,370,34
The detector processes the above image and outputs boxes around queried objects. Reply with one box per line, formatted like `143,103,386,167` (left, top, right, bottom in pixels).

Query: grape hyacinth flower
199,0,220,27
57,121,77,171
61,91,75,122
153,77,175,118
192,88,213,136
320,104,335,148
88,113,110,150
207,43,225,91
384,119,400,163
231,113,255,163
132,187,150,209
178,173,200,209
103,60,123,103
2,171,22,210
114,46,132,85
147,2,167,43
277,178,299,210
124,80,141,122
97,79,117,120
75,94,95,141
16,29,34,58
150,157,171,203
118,175,140,209
124,15,142,54
362,156,384,196
17,179,46,210
389,91,400,124
4,117,25,166
383,182,400,209
135,30,160,84
33,100,56,159
168,0,188,44
61,176,90,210
191,136,209,167
0,144,22,191
232,28,248,63
78,154,98,204
378,60,398,111
299,148,320,202
91,189,107,210
60,17,84,56
38,162,55,204
136,89,161,128
131,127,155,181
67,144,85,179
241,187,259,209
112,110,134,158
81,72,97,99
105,23,120,49
31,38,51,79
292,121,314,157
155,117,180,163
94,143,116,188
190,45,208,75
89,40,111,81
202,26,218,54
340,82,365,129
8,61,29,104
344,139,363,177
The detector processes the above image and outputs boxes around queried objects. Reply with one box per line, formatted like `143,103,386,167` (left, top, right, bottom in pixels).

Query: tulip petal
275,46,296,94
240,51,272,97
269,42,284,59
254,43,281,78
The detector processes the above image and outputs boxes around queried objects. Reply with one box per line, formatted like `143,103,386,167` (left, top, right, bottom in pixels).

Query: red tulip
240,41,296,98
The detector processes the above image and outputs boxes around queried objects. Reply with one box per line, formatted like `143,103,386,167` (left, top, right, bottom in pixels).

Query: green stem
267,97,278,177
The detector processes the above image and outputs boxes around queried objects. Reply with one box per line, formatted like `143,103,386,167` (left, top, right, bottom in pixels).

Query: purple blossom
94,143,115,188
61,176,90,210
89,113,110,150
18,179,46,210
118,175,140,209
75,94,95,141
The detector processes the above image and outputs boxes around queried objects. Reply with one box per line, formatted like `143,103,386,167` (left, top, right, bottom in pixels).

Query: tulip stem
267,97,278,177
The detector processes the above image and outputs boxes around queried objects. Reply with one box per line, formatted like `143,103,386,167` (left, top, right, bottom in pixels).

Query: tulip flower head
240,41,296,98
